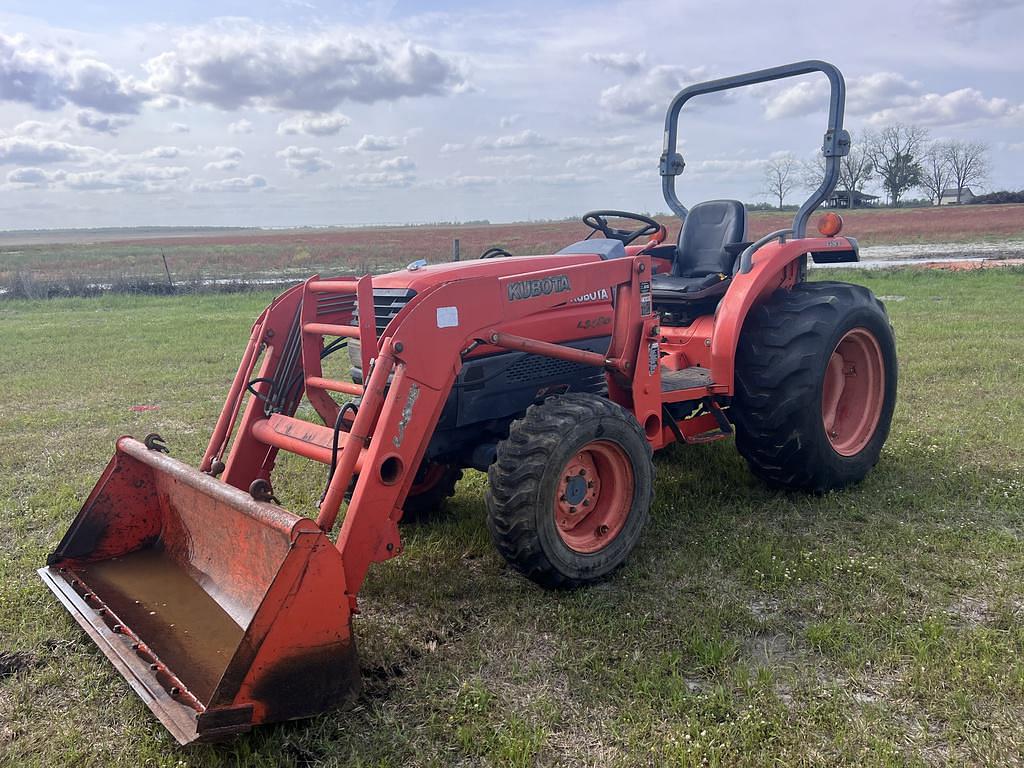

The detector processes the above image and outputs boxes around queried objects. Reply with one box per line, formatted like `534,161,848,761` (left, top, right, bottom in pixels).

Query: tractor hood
367,252,603,293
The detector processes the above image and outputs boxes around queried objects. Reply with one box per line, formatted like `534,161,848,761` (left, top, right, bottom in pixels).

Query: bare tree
802,134,873,207
762,155,798,210
839,143,874,206
919,142,954,206
864,124,928,207
943,140,989,202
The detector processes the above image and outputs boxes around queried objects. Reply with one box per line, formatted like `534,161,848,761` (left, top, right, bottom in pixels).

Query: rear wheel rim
822,327,885,456
554,441,634,554
409,462,446,495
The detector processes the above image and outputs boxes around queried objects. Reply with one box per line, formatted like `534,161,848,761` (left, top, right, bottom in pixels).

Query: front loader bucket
39,437,359,744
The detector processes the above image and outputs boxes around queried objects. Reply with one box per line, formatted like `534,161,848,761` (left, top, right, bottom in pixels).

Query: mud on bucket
39,437,360,744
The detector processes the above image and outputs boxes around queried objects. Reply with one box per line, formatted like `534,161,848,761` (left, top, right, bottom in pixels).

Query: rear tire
732,281,897,492
486,393,653,588
401,462,462,523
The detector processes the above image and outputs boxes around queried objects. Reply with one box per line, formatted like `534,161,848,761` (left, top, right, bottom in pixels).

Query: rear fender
710,236,857,392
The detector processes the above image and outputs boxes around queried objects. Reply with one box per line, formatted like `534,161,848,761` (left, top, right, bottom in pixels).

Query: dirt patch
743,632,797,669
946,595,994,628
0,650,39,678
922,258,1024,271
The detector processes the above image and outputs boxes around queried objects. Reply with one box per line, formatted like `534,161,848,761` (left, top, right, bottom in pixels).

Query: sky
0,0,1022,230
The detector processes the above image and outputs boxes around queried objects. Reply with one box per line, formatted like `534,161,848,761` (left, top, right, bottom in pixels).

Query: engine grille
504,353,597,383
352,288,417,336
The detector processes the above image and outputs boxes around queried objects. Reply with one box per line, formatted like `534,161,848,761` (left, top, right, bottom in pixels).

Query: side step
661,366,711,393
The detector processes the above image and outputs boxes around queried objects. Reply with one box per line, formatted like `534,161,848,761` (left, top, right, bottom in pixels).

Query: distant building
939,187,975,205
825,190,879,209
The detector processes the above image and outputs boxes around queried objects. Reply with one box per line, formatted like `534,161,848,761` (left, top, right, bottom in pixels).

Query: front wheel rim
554,440,634,554
822,327,886,456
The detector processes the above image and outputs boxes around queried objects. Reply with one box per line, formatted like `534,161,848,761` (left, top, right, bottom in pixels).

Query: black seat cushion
673,199,747,277
650,273,730,304
650,199,746,305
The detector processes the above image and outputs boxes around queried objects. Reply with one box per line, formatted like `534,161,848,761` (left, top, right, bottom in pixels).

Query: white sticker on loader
436,306,459,328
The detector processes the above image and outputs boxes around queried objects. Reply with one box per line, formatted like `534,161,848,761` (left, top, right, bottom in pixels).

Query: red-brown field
1,204,1022,288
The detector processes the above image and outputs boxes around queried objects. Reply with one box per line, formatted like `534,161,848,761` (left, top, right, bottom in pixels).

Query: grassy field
3,205,1023,294
1,268,1023,766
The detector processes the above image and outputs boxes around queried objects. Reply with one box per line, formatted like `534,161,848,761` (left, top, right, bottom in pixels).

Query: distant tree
801,133,874,207
944,140,989,202
864,124,928,207
762,155,798,210
967,190,1024,204
919,142,954,206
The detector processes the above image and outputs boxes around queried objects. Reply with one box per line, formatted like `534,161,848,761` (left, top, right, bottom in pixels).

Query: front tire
486,394,653,588
732,281,897,492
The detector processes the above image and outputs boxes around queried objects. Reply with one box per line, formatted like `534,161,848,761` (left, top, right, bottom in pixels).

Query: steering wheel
582,210,664,245
479,246,513,259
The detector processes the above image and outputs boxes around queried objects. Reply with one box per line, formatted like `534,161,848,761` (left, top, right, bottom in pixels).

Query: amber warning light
817,212,843,237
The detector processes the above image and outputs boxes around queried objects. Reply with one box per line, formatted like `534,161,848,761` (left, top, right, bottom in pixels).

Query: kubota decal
570,288,611,304
507,275,571,301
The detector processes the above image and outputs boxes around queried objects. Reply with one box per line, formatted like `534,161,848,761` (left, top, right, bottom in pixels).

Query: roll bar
660,60,850,240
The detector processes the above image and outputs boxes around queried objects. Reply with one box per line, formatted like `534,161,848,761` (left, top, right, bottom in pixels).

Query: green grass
1,269,1023,766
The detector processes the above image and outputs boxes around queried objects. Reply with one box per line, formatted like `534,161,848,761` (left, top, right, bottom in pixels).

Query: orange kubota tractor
40,61,897,744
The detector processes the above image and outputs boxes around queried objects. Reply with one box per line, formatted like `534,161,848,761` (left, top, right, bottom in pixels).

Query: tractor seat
651,200,748,304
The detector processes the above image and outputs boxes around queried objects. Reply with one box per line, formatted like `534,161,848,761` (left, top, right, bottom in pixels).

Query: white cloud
170,122,190,133
378,155,415,171
583,52,648,76
193,174,268,192
598,65,712,117
141,145,182,159
765,72,920,120
0,32,149,114
0,136,94,164
439,142,465,153
11,119,71,138
277,112,351,136
561,135,634,150
567,153,650,173
277,145,333,174
64,165,190,191
475,129,553,150
498,113,521,129
344,171,415,187
687,158,767,177
765,71,1021,127
437,173,498,187
228,119,254,135
480,153,538,166
7,166,61,186
212,146,244,160
143,22,467,111
938,0,1024,22
76,110,132,135
357,134,403,151
522,172,599,186
204,158,240,172
865,87,1022,126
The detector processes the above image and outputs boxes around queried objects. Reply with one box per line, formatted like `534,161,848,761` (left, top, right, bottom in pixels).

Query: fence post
161,250,174,291
452,238,460,262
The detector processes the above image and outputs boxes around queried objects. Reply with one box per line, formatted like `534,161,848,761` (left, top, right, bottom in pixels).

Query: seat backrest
674,200,747,277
